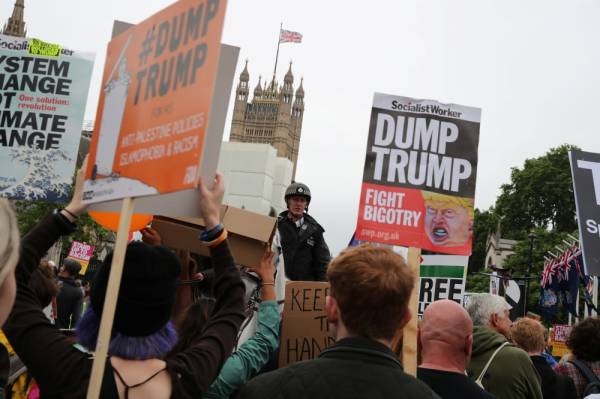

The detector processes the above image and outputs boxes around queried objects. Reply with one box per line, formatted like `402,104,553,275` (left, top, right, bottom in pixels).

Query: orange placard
83,0,227,204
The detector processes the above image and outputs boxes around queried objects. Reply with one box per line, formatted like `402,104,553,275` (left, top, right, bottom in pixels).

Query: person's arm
312,231,331,282
199,268,215,286
4,159,92,397
252,248,276,301
166,174,246,396
17,159,87,284
203,301,280,399
204,250,279,398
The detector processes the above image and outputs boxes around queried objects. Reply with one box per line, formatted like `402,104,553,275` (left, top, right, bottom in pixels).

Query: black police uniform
277,211,331,281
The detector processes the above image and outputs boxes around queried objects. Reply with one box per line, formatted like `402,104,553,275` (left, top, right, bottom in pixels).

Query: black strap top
100,358,166,399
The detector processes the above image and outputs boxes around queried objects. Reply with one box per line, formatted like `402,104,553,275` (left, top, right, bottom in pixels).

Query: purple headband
76,307,178,360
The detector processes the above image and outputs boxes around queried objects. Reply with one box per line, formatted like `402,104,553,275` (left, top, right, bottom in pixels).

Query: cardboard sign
570,150,600,275
356,93,481,255
550,324,572,357
0,34,94,202
551,341,569,358
552,324,572,343
83,0,227,204
151,206,277,268
279,281,335,367
418,255,468,316
66,241,95,275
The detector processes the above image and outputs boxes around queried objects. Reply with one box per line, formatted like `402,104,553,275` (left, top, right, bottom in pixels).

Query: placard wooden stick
87,197,135,399
402,246,421,376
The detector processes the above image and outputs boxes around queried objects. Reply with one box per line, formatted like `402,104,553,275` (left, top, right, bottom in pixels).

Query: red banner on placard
356,183,473,255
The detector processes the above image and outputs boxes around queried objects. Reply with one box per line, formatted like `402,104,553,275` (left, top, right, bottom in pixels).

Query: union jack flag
279,29,303,43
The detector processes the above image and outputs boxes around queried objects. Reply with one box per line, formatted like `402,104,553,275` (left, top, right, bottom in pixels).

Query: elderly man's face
425,200,472,247
492,308,513,339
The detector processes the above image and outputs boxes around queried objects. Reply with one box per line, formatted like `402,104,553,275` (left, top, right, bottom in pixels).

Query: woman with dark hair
556,317,600,398
29,260,60,313
192,250,279,399
3,159,246,398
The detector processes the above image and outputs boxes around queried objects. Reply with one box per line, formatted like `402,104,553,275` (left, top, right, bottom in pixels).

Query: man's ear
325,295,339,324
399,307,412,330
489,313,499,328
465,333,473,358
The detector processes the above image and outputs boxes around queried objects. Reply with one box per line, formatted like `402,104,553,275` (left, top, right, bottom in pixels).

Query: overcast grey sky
3,0,599,254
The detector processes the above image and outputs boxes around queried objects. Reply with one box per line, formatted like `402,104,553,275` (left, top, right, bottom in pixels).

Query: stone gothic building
2,0,26,37
229,61,305,178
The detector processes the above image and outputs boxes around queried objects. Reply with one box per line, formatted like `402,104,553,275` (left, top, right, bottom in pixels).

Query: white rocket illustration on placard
93,35,132,179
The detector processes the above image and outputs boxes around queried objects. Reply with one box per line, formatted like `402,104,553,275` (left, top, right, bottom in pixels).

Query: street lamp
525,231,536,313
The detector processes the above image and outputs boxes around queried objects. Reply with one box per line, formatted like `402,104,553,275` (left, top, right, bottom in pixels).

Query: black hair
567,316,600,361
62,258,82,276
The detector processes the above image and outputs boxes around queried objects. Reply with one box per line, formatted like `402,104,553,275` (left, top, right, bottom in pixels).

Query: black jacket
277,211,330,281
530,355,577,399
55,275,83,329
237,337,440,399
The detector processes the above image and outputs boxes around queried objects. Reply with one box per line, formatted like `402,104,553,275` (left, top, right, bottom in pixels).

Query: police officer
277,182,331,281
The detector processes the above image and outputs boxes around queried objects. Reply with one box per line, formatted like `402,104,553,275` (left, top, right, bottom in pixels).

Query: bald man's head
420,300,473,370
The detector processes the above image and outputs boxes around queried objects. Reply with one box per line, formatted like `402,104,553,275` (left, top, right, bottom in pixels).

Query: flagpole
273,22,282,78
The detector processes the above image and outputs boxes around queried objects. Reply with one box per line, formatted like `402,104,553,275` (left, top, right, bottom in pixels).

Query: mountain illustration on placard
0,147,73,202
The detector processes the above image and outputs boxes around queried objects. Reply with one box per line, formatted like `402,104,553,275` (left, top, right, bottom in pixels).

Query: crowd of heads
1,182,599,399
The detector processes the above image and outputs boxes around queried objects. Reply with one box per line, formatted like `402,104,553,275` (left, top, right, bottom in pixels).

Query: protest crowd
0,166,598,398
1,0,600,398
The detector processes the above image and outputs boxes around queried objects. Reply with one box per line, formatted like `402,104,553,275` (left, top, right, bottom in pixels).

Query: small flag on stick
280,29,303,43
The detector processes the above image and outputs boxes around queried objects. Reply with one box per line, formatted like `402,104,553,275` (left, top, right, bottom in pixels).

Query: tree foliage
468,208,499,273
495,144,578,239
466,268,493,293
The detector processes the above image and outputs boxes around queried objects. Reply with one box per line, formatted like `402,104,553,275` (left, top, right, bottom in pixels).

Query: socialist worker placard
0,35,94,202
355,93,481,255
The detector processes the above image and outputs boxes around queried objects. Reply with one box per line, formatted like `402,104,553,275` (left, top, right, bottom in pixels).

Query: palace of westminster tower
2,0,26,37
229,61,305,178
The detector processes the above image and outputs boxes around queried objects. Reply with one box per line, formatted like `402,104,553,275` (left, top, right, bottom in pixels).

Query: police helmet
284,182,311,205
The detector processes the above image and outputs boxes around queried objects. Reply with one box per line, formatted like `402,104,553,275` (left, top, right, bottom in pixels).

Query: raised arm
166,174,246,395
204,249,280,399
4,158,92,397
17,157,88,283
